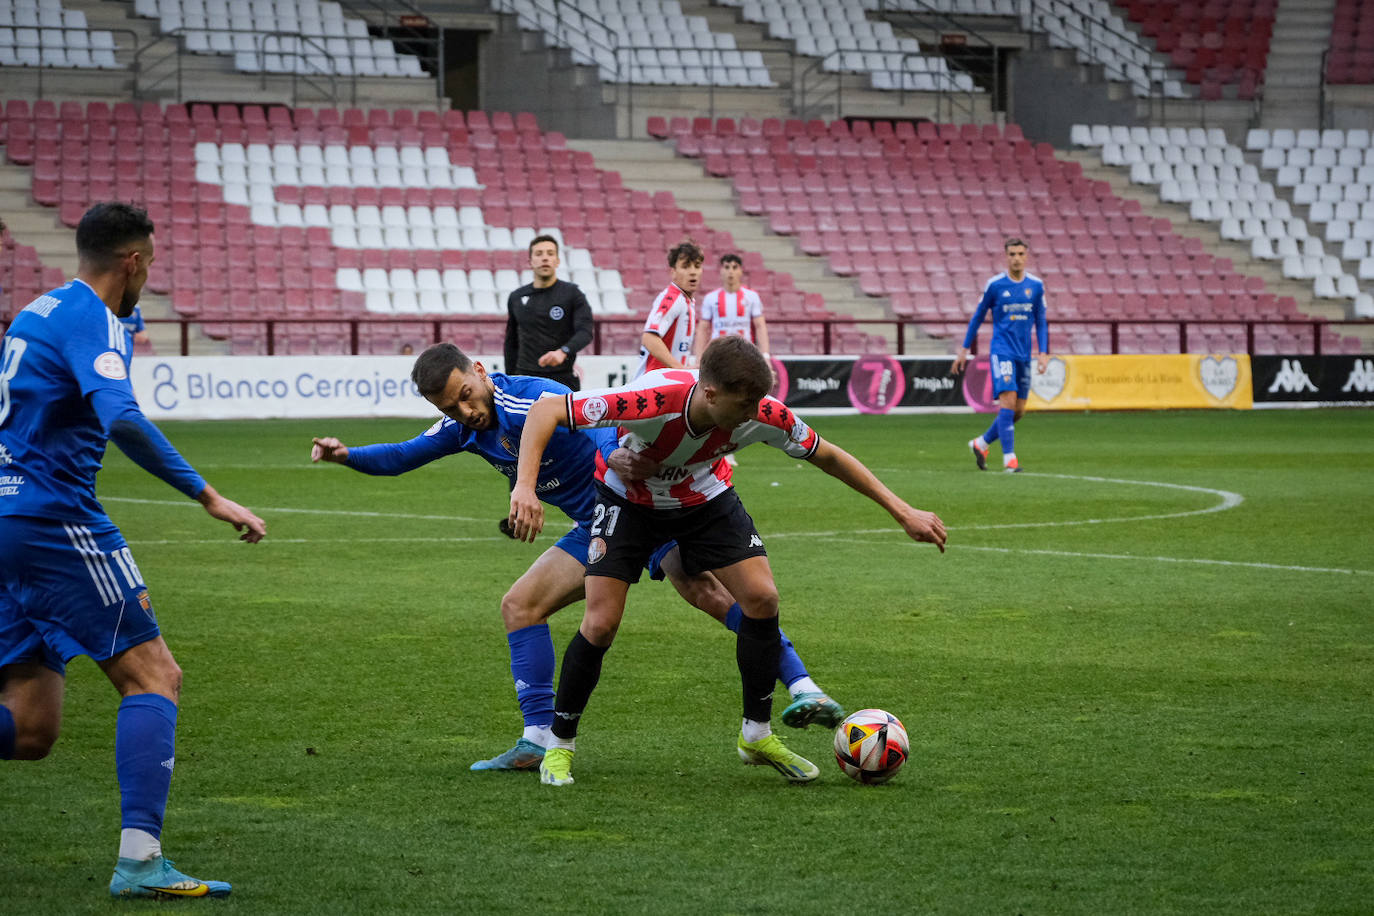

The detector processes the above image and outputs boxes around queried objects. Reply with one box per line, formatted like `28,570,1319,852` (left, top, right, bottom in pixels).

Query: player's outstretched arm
806,440,946,552
197,483,266,543
310,436,349,463
509,396,566,542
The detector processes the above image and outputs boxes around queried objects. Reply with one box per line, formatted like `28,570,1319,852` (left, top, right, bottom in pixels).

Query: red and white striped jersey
699,287,764,342
636,283,695,377
565,368,822,509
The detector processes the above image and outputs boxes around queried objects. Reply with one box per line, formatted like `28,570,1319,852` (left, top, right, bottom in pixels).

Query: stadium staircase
1260,0,1336,127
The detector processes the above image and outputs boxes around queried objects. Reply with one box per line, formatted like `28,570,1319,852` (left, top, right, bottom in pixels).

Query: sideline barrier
1252,356,1374,407
133,353,1272,419
1025,354,1253,411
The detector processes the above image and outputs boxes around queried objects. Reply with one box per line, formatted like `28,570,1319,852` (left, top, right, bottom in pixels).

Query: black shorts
584,483,768,583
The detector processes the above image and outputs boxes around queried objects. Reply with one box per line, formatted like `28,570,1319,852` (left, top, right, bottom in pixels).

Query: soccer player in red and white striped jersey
510,337,947,788
691,253,771,362
635,239,702,378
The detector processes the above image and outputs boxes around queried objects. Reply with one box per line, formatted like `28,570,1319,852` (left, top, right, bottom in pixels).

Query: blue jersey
0,280,203,523
119,305,145,337
961,272,1049,361
344,373,612,526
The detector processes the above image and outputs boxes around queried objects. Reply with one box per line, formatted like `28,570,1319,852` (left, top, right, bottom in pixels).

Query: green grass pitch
3,409,1372,914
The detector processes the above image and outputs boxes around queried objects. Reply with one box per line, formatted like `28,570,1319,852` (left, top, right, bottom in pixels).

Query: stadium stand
0,224,65,317
126,0,428,77
0,0,120,69
489,0,774,87
670,113,1357,356
1325,0,1374,85
1074,123,1370,346
1,99,839,355
1115,0,1273,99
720,0,978,93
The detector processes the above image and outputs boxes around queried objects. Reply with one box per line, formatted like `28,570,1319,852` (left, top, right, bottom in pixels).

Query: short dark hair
719,253,742,267
699,336,771,401
76,202,154,270
1004,237,1028,251
411,342,472,396
529,233,560,256
667,238,704,268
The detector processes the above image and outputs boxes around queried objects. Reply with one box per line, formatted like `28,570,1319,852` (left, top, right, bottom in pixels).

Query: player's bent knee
11,719,60,760
738,589,780,619
500,591,549,630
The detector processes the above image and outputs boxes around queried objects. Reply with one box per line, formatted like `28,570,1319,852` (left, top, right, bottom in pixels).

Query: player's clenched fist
311,436,350,463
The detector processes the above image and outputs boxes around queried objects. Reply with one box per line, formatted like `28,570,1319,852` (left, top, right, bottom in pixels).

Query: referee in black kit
503,234,594,391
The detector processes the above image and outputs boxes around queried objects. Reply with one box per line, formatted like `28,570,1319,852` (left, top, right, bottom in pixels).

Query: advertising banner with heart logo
1026,354,1253,410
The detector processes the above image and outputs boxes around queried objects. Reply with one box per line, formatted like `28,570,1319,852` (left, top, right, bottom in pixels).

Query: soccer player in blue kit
0,203,266,900
310,342,843,772
950,238,1050,472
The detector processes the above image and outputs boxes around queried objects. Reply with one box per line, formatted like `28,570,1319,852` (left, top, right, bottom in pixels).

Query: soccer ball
833,708,908,785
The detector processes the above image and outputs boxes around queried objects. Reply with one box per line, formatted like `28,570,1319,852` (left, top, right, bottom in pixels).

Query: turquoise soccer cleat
737,732,820,783
470,738,545,771
781,691,847,730
109,855,231,899
539,746,575,786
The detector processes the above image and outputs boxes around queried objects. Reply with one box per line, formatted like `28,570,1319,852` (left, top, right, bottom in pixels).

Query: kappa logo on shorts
581,396,608,422
93,351,127,380
748,534,764,547
587,537,607,564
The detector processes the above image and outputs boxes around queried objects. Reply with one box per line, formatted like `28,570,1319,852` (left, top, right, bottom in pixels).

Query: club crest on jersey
550,306,565,320
93,351,127,380
500,435,518,456
790,417,810,444
581,396,608,422
587,537,607,564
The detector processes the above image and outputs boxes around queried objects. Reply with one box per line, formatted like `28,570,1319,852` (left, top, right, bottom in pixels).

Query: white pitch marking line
954,544,1374,577
114,474,1372,577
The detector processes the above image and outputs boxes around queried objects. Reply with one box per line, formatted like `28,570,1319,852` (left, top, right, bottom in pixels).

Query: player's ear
472,361,487,378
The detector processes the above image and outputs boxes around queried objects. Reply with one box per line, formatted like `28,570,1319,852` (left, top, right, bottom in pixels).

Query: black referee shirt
504,280,594,389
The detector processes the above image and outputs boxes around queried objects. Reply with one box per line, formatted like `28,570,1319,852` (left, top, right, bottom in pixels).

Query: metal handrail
1022,0,1176,114
130,21,441,106
874,0,1003,121
1,24,141,97
490,0,623,92
336,0,445,101
13,317,1357,358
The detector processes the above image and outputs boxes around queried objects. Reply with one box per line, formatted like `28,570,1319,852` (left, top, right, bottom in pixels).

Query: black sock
551,631,610,740
736,615,782,724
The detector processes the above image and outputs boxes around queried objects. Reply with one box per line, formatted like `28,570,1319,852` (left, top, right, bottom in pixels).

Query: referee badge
550,306,565,320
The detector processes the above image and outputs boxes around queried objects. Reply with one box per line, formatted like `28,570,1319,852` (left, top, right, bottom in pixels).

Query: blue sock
0,705,14,759
507,623,555,728
998,407,1016,458
722,603,808,687
115,694,178,836
982,415,1000,444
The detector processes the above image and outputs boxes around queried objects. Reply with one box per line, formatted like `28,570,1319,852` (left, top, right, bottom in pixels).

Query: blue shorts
991,354,1031,399
0,515,160,675
551,520,678,581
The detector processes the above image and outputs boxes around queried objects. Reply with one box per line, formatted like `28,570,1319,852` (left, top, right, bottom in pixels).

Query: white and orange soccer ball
833,708,908,785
